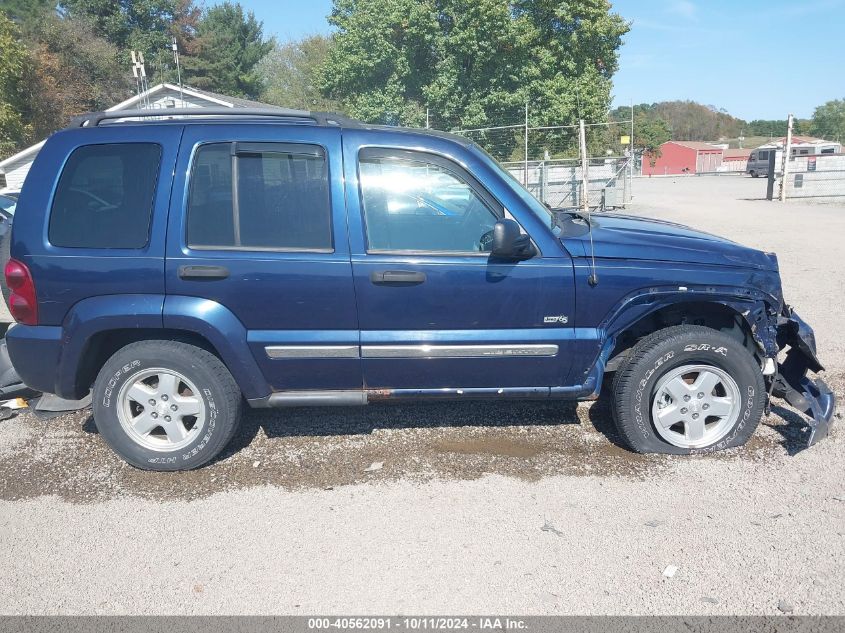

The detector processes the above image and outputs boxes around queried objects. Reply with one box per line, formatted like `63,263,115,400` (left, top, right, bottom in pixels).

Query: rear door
165,123,360,391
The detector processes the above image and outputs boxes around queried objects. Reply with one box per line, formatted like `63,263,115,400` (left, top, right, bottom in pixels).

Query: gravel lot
1,175,843,615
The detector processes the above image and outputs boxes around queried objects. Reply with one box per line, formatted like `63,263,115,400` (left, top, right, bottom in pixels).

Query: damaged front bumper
773,307,837,446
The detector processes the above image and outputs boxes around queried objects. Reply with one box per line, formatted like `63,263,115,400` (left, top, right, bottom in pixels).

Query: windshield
468,142,560,237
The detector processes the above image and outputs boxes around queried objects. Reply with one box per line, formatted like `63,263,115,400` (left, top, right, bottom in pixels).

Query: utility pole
426,108,430,129
779,113,793,202
579,119,589,213
629,100,634,203
524,101,529,186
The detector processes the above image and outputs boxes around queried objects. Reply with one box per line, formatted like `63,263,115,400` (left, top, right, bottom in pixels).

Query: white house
0,83,278,193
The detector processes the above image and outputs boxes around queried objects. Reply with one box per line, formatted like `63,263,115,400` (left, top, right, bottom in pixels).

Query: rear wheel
93,340,242,470
611,325,764,454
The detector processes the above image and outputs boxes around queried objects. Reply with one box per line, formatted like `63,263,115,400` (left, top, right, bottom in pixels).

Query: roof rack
69,107,360,129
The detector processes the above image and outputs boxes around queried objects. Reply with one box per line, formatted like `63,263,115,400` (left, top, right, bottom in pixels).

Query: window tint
758,150,769,161
187,142,332,251
49,143,161,248
359,154,499,253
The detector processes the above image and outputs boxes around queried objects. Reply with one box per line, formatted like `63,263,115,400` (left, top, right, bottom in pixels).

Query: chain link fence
449,119,634,211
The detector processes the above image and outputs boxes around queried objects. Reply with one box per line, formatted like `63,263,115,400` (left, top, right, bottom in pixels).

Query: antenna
579,118,599,287
172,37,184,104
131,50,150,109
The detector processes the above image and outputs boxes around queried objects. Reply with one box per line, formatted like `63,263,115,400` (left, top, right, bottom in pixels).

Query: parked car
0,194,16,325
4,108,835,470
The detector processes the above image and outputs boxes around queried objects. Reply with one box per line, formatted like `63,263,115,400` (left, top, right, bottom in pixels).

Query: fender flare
57,294,164,398
162,296,271,400
600,284,780,357
56,294,271,400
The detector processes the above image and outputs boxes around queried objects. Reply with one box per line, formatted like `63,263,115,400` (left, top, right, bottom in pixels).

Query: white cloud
667,0,696,19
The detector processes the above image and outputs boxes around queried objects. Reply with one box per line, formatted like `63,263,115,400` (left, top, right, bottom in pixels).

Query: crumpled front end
772,306,837,446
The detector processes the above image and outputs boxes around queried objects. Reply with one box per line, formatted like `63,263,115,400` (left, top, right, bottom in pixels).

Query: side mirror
491,219,535,260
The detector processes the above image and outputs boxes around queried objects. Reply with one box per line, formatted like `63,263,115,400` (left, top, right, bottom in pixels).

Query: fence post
766,152,776,200
779,113,793,202
524,102,529,186
538,161,545,204
579,119,589,212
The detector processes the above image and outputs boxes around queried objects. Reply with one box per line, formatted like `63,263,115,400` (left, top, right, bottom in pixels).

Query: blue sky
238,0,844,121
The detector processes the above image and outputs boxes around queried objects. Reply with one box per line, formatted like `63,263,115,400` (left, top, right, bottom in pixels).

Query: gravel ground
0,175,843,615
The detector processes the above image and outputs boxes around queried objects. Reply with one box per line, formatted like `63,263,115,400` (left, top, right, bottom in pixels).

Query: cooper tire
93,340,242,471
611,325,764,454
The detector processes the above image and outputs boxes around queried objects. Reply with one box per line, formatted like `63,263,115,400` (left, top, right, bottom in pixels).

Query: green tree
610,104,670,164
320,0,628,134
810,98,845,143
1,0,56,25
0,13,32,158
747,119,787,138
257,34,340,111
182,2,273,99
58,0,195,63
27,13,131,140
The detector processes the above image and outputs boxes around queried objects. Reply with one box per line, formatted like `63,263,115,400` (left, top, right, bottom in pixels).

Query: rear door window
186,142,332,251
49,143,161,249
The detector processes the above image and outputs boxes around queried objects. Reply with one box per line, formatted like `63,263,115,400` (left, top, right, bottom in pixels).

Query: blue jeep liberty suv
4,108,835,470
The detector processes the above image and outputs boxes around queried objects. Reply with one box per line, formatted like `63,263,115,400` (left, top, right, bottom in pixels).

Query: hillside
649,101,744,141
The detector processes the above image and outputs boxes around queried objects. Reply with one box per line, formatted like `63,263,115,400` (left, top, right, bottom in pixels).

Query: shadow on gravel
763,405,832,457
5,377,835,503
224,399,579,456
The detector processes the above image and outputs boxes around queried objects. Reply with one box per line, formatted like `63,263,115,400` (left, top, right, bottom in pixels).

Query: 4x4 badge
543,315,569,324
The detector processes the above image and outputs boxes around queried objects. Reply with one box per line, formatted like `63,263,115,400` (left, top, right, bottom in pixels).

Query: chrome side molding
261,390,368,407
265,343,558,360
265,345,359,359
361,344,558,358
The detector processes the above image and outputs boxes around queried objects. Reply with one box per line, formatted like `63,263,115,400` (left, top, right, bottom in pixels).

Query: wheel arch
603,297,772,374
56,294,271,400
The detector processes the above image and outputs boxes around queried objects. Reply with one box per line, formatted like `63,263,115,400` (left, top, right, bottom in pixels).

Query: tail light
4,258,38,325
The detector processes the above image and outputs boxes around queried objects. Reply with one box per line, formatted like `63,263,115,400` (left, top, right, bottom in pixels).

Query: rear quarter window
49,143,162,249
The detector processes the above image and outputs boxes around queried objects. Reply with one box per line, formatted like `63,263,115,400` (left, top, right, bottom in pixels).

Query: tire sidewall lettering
633,340,754,451
101,360,141,409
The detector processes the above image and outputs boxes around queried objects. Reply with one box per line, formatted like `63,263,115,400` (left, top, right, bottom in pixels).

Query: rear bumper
774,308,837,446
5,324,63,395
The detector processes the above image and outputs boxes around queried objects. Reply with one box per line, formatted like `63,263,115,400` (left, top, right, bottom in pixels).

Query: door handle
178,265,230,280
370,270,427,285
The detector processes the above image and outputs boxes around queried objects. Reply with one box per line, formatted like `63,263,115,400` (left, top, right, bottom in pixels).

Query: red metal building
642,141,723,176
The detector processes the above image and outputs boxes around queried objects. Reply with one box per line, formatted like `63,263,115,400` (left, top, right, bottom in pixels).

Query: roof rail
69,107,360,129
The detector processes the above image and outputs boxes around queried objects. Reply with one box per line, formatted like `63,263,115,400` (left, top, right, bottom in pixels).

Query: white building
0,83,278,194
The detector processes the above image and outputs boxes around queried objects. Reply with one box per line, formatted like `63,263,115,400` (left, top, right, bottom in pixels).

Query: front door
344,140,575,391
166,124,360,392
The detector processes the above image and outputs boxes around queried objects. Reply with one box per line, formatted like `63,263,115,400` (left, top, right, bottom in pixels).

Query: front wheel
611,325,765,454
93,340,242,470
